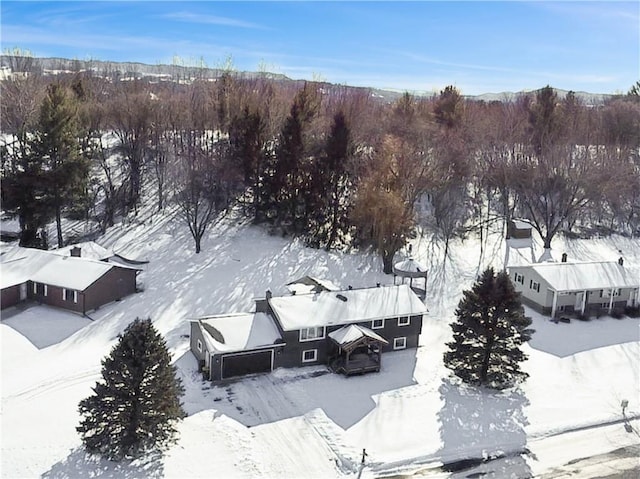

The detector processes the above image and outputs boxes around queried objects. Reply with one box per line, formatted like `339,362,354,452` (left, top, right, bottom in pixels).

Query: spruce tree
444,268,533,389
32,83,88,248
77,318,185,460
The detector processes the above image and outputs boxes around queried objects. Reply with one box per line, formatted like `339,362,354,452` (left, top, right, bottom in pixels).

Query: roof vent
618,257,624,266
561,253,567,263
336,294,348,302
348,285,353,290
266,290,272,299
71,246,81,257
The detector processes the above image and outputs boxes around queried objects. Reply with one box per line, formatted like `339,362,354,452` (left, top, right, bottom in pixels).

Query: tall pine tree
77,318,185,460
444,268,533,389
32,83,88,248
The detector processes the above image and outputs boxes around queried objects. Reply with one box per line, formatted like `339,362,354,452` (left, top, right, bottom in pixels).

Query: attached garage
190,312,283,382
221,349,274,379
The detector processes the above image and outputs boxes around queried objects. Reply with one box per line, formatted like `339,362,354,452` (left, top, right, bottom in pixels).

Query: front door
575,292,584,313
19,283,27,301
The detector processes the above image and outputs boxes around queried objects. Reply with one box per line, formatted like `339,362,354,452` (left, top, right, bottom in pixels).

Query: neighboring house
190,284,427,382
0,246,141,313
508,259,639,317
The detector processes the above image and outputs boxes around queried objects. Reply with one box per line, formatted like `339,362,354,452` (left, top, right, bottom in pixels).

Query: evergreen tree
444,268,533,389
32,83,88,248
77,318,185,461
260,83,320,231
307,110,352,249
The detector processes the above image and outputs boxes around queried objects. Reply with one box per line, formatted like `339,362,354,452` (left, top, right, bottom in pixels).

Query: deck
331,353,381,376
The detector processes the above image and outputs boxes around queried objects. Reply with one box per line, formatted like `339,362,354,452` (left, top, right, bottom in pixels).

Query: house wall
277,314,424,368
190,322,211,379
83,266,137,313
28,281,85,313
1,284,21,309
508,267,551,307
509,267,638,316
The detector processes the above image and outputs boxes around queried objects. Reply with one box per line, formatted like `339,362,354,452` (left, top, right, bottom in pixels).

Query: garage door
221,350,273,379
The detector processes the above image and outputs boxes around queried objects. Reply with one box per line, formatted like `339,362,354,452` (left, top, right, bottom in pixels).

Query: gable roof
194,312,282,354
0,246,139,291
511,261,639,292
328,324,388,346
31,256,116,291
269,284,427,331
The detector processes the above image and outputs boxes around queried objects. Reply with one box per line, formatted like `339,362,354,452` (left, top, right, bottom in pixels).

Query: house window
196,339,203,353
393,337,407,350
34,282,47,296
299,327,325,342
398,316,410,326
302,349,317,363
514,273,524,284
371,319,384,329
63,288,78,303
529,280,540,293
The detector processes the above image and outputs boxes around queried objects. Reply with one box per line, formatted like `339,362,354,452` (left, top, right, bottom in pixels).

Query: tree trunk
55,202,63,248
194,235,201,254
480,336,494,384
382,250,394,274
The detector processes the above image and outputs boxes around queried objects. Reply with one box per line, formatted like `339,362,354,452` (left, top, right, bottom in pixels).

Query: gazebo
392,257,428,300
328,325,388,376
504,219,535,266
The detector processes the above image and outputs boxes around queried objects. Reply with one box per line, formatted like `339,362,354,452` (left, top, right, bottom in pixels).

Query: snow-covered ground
1,210,639,478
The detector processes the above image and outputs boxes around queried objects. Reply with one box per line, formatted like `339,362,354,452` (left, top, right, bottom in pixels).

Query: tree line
1,67,639,271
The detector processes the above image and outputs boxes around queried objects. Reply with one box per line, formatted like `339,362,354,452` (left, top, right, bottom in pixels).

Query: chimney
266,290,272,300
376,283,380,287
561,253,567,263
618,257,624,266
70,247,81,257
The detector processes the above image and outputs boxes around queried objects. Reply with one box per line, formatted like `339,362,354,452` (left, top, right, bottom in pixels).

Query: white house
508,259,639,317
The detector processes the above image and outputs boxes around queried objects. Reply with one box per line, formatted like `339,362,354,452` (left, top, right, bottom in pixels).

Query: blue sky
1,1,638,95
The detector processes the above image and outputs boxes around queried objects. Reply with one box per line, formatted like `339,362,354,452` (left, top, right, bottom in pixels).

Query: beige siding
508,266,552,307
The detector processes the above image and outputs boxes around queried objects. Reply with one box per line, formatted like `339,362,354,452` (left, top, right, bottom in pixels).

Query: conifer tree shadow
42,447,164,479
437,379,534,478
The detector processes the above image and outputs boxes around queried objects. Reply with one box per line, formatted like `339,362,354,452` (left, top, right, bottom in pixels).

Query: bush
611,309,625,319
577,312,591,321
624,305,640,318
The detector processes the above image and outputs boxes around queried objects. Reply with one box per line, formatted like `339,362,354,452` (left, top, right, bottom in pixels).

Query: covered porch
328,325,389,376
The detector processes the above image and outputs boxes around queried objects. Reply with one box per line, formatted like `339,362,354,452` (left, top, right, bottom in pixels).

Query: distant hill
1,55,614,105
469,89,613,106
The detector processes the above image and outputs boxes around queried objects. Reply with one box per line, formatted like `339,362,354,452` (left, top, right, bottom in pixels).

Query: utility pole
356,448,368,479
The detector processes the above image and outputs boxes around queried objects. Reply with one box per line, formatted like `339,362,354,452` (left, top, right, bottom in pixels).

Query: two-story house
190,283,427,382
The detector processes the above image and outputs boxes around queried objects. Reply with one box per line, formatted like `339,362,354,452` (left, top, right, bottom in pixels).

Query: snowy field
1,210,639,478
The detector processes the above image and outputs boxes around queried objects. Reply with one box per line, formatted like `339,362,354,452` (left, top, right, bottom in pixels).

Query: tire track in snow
3,368,101,402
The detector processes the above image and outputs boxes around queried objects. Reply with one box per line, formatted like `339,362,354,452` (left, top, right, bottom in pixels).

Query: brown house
1,246,140,313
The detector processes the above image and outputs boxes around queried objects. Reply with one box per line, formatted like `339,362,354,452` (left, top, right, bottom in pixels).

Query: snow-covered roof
328,324,388,346
393,258,427,275
0,247,57,289
286,276,340,294
511,219,532,230
513,261,639,292
195,312,282,354
31,256,116,291
269,284,427,331
0,245,139,291
55,242,112,261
